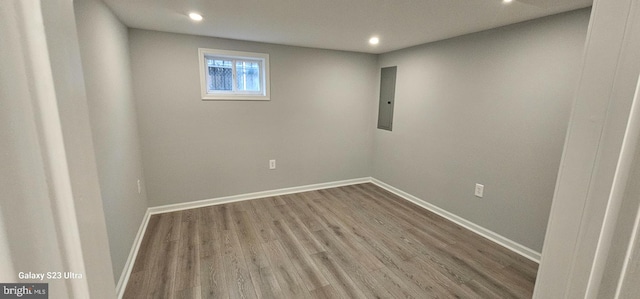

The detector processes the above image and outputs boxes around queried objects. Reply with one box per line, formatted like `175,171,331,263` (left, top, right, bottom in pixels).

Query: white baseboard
116,209,151,299
147,177,371,215
117,176,540,296
370,178,542,263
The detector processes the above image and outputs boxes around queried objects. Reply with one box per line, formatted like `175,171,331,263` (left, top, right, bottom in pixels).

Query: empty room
3,0,640,298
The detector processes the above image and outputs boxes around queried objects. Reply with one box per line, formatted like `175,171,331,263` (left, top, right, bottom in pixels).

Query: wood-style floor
123,183,538,298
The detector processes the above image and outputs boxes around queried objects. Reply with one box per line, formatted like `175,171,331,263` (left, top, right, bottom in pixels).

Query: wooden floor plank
200,257,228,299
354,184,467,244
369,268,422,299
244,199,278,244
121,271,145,298
310,251,367,299
317,188,420,261
309,189,490,297
275,202,326,254
222,228,258,299
130,214,160,274
270,195,287,206
255,266,285,299
219,205,233,231
233,210,284,298
176,286,202,299
124,183,537,298
176,210,200,292
261,240,312,299
309,229,394,298
309,285,340,299
199,207,229,299
281,193,324,231
145,239,179,298
271,219,329,291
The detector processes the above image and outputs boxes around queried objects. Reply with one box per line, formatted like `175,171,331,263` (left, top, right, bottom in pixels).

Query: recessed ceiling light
189,12,203,21
369,37,380,45
503,0,513,3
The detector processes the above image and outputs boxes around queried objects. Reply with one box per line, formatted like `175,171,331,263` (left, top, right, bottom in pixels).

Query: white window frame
198,48,270,101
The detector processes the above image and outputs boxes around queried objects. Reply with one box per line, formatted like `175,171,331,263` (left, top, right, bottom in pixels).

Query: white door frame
534,0,640,297
1,0,115,297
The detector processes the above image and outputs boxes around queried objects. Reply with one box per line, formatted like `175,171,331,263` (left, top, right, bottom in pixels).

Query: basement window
198,48,270,100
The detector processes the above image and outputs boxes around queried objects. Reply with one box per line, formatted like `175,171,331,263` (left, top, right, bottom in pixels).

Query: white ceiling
103,0,592,54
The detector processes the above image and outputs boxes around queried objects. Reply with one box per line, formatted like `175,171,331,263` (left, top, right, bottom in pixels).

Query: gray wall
129,30,377,207
74,0,148,281
372,9,590,252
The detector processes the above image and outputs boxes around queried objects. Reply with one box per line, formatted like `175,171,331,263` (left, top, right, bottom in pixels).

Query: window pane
207,59,232,91
236,60,261,92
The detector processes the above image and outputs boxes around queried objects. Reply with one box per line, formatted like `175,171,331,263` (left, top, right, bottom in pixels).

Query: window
198,48,270,100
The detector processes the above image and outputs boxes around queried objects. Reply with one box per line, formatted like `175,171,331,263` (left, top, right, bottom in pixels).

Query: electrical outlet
137,179,142,194
475,183,484,198
269,159,276,170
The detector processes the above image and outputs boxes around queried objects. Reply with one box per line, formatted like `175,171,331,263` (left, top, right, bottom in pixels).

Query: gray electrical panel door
377,66,397,131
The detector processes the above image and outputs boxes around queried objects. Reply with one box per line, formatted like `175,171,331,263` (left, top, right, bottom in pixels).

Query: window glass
207,59,232,91
236,60,261,92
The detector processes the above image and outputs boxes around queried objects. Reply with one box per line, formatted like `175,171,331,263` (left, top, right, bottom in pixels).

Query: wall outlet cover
475,183,484,198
